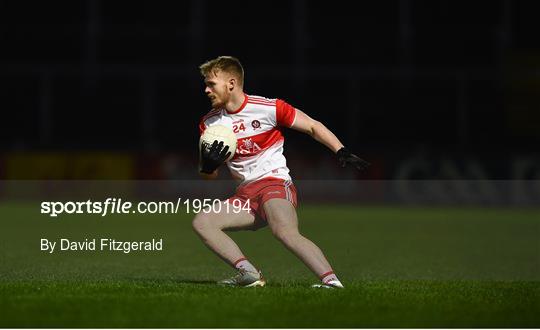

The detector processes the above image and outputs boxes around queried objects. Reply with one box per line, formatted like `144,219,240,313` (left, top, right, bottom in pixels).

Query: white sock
320,271,340,284
233,257,258,273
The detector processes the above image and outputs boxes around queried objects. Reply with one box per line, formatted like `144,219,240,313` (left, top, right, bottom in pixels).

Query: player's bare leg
192,200,265,286
192,200,259,265
263,198,343,288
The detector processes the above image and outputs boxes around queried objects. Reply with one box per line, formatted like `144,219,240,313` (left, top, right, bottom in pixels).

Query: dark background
1,0,539,179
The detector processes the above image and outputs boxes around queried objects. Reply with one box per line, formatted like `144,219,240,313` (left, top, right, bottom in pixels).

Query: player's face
204,71,231,108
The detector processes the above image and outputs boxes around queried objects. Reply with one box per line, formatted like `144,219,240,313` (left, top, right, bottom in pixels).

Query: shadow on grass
174,279,217,285
121,277,318,288
117,276,218,286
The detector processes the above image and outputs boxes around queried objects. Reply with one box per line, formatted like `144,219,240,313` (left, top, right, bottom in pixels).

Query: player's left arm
290,109,370,170
290,109,343,152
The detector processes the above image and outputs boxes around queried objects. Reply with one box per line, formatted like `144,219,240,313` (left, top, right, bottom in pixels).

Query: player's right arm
198,117,224,180
199,140,230,179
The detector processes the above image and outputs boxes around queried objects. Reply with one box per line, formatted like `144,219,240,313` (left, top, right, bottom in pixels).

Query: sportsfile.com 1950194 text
40,198,251,218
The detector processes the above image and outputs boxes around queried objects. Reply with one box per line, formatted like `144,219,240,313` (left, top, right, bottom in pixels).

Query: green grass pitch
0,203,539,327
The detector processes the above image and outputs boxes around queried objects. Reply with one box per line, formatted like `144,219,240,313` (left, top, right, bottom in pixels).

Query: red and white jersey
199,94,297,184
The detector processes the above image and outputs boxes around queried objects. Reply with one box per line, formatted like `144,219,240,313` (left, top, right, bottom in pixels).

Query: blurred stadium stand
0,0,539,179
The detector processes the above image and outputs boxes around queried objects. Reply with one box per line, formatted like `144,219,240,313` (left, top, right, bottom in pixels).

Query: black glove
336,147,370,171
199,140,231,174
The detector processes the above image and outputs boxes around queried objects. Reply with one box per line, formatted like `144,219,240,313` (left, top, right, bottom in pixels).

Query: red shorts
227,177,297,221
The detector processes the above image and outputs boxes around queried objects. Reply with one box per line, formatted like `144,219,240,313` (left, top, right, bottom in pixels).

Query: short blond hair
199,56,244,87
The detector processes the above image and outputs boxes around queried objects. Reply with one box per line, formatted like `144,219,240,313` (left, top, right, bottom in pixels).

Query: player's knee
271,227,300,245
192,213,215,234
